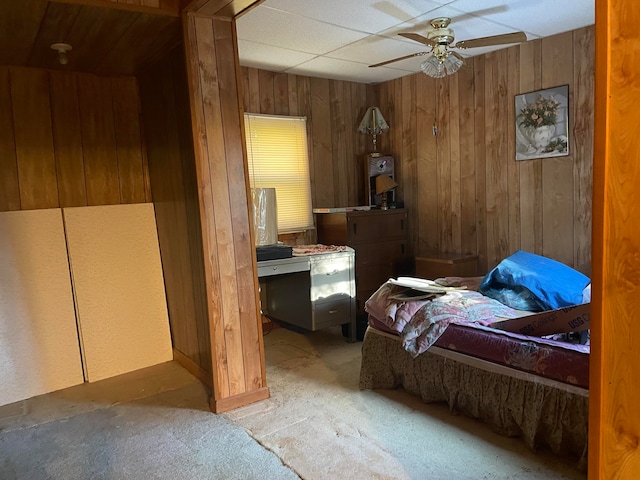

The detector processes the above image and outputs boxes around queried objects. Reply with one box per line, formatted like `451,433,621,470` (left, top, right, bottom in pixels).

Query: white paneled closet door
0,209,84,407
63,203,173,382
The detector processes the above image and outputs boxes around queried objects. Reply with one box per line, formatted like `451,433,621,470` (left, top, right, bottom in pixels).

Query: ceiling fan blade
369,51,428,68
398,32,436,47
454,31,527,49
450,51,465,62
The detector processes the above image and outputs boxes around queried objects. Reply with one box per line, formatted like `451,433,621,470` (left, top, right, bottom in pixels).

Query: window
244,113,313,233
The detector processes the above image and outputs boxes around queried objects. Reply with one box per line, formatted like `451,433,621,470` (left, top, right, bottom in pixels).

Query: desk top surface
257,249,354,277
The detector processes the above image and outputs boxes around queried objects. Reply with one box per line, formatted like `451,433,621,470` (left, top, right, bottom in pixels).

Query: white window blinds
244,114,313,233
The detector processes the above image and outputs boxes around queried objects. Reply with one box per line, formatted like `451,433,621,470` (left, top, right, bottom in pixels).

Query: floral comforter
364,281,523,357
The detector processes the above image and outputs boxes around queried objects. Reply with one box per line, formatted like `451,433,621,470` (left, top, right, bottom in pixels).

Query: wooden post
181,11,268,413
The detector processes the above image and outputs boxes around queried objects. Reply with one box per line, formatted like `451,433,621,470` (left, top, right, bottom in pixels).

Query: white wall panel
0,209,84,407
64,203,173,382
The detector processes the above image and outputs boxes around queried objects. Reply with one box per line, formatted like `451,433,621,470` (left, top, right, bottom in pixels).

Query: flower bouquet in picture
515,85,569,160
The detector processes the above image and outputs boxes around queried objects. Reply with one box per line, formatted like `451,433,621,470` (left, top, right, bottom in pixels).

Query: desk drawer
312,297,352,330
257,257,309,277
310,254,353,301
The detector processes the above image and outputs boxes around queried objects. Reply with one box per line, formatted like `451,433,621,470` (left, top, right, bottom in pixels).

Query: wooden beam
53,0,179,16
182,12,268,409
183,0,264,18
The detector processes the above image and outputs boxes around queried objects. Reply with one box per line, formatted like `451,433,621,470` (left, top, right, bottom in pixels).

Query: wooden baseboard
174,349,269,413
210,387,270,413
173,348,212,387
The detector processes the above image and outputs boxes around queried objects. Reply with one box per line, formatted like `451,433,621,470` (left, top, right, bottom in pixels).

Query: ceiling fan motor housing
427,17,455,45
427,28,454,45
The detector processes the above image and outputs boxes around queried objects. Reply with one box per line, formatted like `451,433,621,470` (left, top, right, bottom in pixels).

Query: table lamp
375,174,398,210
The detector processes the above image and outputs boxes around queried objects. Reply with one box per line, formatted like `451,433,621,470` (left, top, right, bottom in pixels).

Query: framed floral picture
515,85,569,160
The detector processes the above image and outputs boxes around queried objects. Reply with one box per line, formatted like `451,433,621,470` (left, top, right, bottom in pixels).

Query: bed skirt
359,326,588,470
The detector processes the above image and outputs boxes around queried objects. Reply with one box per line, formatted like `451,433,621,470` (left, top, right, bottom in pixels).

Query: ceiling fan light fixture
443,52,464,75
420,55,445,78
420,51,463,78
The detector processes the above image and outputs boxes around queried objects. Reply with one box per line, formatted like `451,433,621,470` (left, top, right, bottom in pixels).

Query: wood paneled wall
0,66,150,212
138,47,211,383
376,26,595,274
590,0,640,476
104,0,179,11
240,67,375,213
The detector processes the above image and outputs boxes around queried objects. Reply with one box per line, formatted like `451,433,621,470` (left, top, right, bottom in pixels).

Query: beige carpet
0,362,299,480
0,326,587,480
226,325,587,480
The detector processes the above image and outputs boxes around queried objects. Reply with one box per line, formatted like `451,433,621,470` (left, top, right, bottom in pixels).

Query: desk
257,250,356,342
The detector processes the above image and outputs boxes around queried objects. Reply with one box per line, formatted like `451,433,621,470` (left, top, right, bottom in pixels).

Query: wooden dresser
316,209,410,316
415,253,479,280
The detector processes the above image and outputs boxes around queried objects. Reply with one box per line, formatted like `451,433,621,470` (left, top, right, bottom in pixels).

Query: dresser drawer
356,263,393,294
346,210,407,244
355,241,407,268
315,209,410,318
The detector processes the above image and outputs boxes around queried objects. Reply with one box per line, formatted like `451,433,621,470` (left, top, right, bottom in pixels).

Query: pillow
478,250,591,311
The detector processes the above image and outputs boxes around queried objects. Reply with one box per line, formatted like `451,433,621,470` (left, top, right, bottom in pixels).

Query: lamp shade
358,107,389,151
358,107,389,135
375,174,398,195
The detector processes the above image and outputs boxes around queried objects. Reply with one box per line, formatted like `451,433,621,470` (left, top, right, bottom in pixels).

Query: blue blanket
478,250,590,311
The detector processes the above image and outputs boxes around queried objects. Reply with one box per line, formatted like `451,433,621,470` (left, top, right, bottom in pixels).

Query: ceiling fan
370,17,527,78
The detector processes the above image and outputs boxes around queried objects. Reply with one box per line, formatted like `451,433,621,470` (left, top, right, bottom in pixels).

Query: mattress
435,322,589,389
368,315,589,390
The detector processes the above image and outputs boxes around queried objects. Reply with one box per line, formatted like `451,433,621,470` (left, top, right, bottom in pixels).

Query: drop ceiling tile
285,56,412,84
236,6,370,55
447,0,594,37
378,4,539,58
235,0,595,84
262,0,449,34
380,4,520,41
327,35,430,67
237,40,317,71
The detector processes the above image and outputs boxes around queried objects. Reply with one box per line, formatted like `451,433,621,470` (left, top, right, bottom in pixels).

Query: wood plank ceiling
0,0,182,76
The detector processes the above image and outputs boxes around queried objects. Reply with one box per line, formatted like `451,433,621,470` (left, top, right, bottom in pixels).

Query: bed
358,251,591,470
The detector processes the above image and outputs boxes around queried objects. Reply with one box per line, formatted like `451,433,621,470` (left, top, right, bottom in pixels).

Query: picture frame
515,85,569,161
